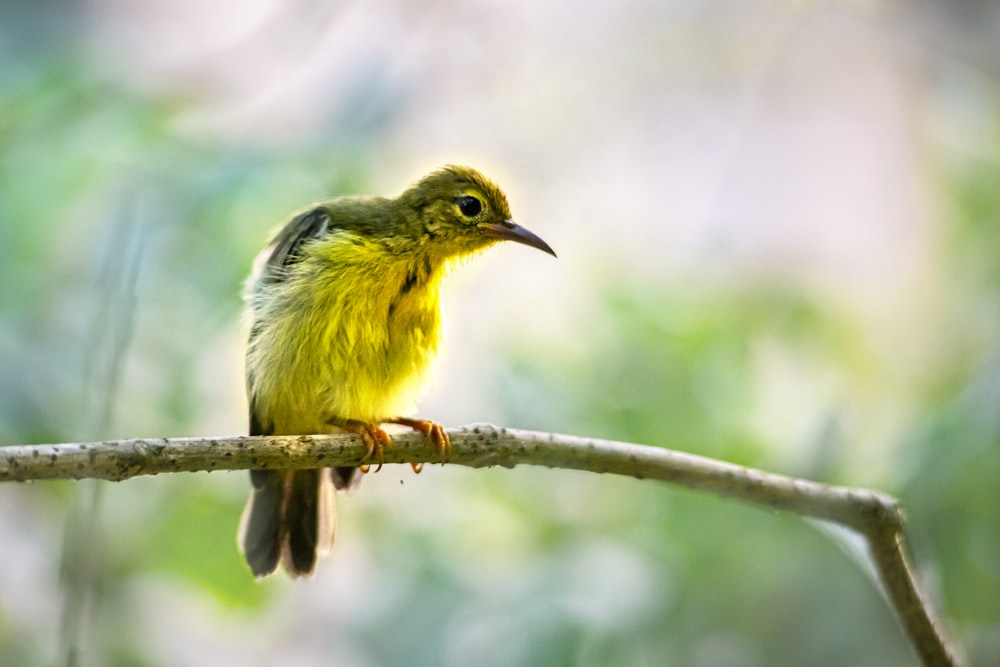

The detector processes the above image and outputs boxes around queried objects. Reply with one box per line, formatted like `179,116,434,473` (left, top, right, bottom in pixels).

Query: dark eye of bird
455,196,482,218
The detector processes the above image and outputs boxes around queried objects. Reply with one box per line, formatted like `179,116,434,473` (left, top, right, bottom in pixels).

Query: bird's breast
248,247,445,432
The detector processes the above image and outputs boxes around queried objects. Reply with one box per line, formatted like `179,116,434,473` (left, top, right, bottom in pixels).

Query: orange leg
328,417,392,473
386,418,450,473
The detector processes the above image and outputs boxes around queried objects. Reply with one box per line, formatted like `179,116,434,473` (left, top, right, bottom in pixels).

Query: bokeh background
1,0,999,665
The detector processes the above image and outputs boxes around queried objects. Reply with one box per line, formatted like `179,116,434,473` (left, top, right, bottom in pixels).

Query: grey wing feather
249,206,334,290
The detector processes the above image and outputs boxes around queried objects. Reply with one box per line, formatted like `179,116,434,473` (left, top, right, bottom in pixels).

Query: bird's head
396,165,556,259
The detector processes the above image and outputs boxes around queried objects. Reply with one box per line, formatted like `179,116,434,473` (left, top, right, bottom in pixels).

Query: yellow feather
247,231,446,434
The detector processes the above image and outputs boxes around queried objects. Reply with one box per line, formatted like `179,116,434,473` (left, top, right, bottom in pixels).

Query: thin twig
0,425,960,667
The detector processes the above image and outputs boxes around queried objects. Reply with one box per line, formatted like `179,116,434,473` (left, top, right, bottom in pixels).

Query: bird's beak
479,220,557,257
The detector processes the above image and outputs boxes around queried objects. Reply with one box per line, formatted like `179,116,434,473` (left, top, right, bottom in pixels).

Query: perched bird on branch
239,165,556,577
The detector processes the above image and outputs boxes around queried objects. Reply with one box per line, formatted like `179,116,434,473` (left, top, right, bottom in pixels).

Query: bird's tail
239,469,336,578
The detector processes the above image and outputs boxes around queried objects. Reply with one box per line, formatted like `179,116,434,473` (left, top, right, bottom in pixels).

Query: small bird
239,165,556,577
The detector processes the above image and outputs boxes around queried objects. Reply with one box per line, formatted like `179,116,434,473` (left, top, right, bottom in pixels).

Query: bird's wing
246,205,337,439
241,206,340,577
250,206,334,288
245,206,335,437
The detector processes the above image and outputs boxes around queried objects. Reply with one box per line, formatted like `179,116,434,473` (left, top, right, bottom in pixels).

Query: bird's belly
250,292,441,435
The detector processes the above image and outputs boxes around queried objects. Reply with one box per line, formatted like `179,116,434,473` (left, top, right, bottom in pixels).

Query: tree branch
0,424,960,667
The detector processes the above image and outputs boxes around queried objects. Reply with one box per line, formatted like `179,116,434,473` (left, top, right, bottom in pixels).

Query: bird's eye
455,196,483,218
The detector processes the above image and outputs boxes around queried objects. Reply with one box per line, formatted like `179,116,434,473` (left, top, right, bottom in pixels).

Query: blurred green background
1,1,999,665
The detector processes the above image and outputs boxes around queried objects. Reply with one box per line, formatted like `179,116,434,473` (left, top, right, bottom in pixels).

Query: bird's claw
330,418,392,473
330,416,448,475
388,418,450,473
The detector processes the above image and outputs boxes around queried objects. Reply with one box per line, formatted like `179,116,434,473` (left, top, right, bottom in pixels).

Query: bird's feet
328,417,392,473
387,418,450,473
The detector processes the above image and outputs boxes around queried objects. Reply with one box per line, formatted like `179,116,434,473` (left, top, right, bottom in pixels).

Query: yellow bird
239,165,556,577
